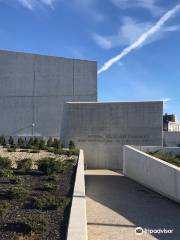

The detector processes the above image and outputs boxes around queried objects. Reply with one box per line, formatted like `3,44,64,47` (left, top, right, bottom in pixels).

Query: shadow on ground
85,171,180,240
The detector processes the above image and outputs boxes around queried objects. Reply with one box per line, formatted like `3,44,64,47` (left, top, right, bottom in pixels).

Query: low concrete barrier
67,149,87,240
163,131,180,147
123,145,180,203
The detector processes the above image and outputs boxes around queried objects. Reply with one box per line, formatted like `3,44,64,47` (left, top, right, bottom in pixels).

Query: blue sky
0,0,180,117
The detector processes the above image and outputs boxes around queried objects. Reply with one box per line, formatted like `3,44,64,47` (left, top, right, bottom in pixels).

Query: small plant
8,186,30,200
33,194,68,210
43,183,58,191
9,175,22,184
8,136,14,146
37,158,63,175
69,148,79,156
69,140,75,150
0,135,6,146
16,158,32,171
47,137,53,148
0,169,13,178
52,138,62,149
0,202,11,216
27,137,34,148
17,137,25,148
18,215,47,234
33,138,40,149
0,156,12,169
39,139,45,150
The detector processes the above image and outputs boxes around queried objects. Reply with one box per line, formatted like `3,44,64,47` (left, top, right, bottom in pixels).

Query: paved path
85,170,180,240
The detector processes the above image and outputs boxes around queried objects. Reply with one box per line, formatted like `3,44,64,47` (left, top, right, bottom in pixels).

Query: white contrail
98,4,180,75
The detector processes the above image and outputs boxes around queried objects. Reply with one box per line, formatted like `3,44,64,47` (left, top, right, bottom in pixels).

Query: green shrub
61,159,76,173
52,138,62,149
27,137,34,148
0,169,13,178
16,158,32,171
33,138,40,148
8,186,30,200
17,137,25,148
43,183,58,191
37,158,63,175
47,137,53,148
0,202,11,216
8,136,14,146
0,156,12,169
38,139,45,150
0,136,6,146
69,140,75,150
33,194,68,210
19,215,47,234
9,175,22,184
69,148,79,156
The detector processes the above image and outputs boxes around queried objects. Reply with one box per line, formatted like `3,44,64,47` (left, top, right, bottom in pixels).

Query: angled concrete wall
0,50,97,137
61,101,163,169
123,145,180,203
163,131,180,147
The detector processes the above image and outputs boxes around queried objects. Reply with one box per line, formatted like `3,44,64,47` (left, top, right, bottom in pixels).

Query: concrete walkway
85,170,180,240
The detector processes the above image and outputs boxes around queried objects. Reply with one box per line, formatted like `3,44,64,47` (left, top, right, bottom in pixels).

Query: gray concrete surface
85,170,180,240
123,145,180,203
163,131,180,147
61,101,163,169
0,50,97,137
67,150,87,240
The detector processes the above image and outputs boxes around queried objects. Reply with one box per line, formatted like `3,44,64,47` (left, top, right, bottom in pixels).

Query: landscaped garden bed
148,151,180,167
0,136,79,240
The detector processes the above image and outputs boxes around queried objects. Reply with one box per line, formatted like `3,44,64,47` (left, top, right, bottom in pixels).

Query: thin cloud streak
17,0,55,10
98,4,180,75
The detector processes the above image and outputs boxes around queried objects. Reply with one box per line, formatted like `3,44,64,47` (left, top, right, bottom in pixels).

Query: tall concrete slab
0,50,97,137
61,101,163,169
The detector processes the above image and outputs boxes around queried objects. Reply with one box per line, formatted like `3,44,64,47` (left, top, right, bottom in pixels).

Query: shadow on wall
85,173,180,240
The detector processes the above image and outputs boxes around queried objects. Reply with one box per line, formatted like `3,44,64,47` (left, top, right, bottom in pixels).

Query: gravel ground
0,147,76,168
0,150,78,240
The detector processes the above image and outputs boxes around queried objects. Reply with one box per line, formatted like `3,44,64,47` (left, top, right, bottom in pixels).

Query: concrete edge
123,145,180,203
67,149,87,240
124,145,180,170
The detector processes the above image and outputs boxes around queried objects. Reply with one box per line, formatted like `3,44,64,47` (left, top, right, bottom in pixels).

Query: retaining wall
123,145,180,203
67,149,87,240
163,131,180,147
61,101,163,169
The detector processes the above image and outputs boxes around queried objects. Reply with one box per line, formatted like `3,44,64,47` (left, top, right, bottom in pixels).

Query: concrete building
61,101,163,169
0,50,163,168
0,50,97,137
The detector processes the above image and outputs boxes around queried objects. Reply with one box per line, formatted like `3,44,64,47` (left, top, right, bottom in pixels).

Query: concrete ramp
85,170,180,240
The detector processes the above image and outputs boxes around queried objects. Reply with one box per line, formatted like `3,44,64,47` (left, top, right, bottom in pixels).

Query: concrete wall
123,145,180,203
163,131,180,147
0,50,97,137
61,101,163,169
67,150,87,240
